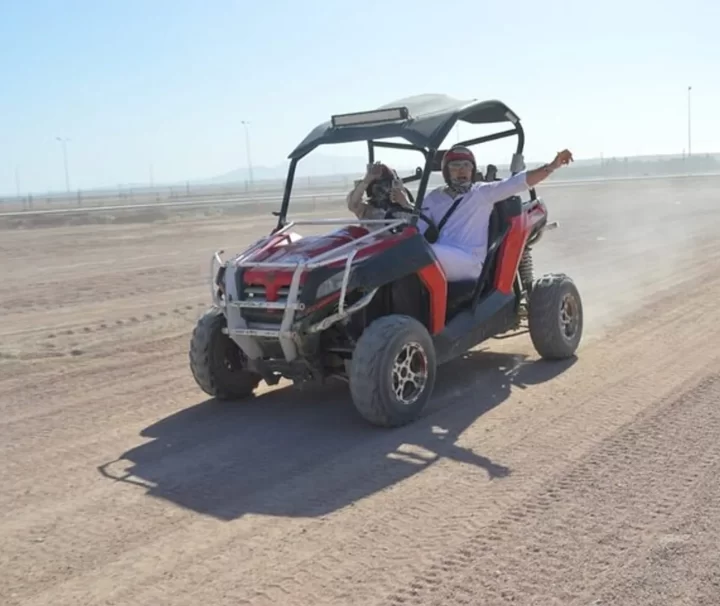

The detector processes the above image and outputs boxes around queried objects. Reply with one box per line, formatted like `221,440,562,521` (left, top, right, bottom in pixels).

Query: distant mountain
199,155,362,184
183,151,720,192
5,151,719,200
196,153,420,185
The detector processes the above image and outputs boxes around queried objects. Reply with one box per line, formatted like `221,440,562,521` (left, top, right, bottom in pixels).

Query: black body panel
433,291,518,365
447,280,476,302
491,195,523,235
289,94,523,160
299,229,436,306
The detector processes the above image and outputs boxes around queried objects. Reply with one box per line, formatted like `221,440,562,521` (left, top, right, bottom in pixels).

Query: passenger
403,145,573,282
346,161,413,221
485,163,499,181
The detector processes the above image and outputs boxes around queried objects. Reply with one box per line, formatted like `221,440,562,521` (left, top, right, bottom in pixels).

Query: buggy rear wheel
527,273,583,359
189,306,262,400
349,314,437,428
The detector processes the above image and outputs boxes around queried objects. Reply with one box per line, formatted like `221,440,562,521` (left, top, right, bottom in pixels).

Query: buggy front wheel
189,306,262,400
349,314,437,428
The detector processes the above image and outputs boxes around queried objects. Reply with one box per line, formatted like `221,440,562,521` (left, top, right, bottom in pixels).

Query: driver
401,145,573,282
346,161,413,221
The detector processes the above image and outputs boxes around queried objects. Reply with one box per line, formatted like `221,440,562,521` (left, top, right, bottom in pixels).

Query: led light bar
331,106,410,128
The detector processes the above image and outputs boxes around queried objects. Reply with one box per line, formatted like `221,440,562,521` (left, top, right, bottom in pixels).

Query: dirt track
2,175,720,605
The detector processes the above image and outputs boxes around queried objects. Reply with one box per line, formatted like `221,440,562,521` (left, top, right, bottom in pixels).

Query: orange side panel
418,261,448,334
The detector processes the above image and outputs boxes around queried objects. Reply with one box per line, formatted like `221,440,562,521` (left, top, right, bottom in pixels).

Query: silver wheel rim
560,292,579,339
391,341,429,406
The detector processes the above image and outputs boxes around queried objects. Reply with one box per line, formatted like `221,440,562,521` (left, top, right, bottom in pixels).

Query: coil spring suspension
518,248,534,294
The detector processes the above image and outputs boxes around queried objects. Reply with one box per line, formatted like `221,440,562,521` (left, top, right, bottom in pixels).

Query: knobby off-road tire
528,273,583,360
189,306,262,400
349,314,437,428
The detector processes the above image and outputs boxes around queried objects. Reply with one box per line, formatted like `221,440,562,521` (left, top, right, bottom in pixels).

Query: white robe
418,172,530,281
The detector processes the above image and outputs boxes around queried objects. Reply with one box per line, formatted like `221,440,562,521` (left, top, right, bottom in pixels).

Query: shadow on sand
99,347,576,521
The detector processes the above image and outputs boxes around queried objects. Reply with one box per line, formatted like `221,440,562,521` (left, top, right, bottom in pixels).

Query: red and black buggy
189,94,583,427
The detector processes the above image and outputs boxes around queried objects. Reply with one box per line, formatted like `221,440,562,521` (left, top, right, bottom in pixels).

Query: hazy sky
1,0,718,195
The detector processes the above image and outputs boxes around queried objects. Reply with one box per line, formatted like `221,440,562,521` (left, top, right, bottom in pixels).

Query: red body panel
494,203,547,294
249,226,370,268
236,198,546,326
240,226,369,301
494,215,527,294
239,225,419,301
418,261,447,334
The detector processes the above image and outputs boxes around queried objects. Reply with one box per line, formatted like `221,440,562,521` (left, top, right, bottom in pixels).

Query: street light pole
241,121,254,186
56,136,71,192
687,86,692,157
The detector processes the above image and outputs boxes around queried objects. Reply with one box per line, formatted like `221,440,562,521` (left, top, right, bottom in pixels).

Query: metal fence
3,153,719,214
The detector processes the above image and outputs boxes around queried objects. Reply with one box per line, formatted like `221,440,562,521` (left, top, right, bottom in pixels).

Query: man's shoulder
426,185,446,197
470,180,494,190
420,186,446,206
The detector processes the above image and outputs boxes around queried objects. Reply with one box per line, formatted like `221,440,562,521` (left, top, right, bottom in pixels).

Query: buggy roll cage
274,94,536,231
213,96,541,362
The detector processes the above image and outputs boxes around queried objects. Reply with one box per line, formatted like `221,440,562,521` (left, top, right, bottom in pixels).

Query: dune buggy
189,93,583,427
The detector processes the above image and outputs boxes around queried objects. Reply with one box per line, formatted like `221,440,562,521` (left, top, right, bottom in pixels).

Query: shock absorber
518,247,534,294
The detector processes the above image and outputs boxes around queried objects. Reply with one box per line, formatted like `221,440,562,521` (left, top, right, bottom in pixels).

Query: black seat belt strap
436,194,465,234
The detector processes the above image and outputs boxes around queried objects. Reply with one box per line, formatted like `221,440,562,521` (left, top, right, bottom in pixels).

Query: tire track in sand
385,373,720,606
10,252,720,606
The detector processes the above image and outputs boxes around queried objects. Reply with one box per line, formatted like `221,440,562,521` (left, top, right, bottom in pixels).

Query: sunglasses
447,160,473,170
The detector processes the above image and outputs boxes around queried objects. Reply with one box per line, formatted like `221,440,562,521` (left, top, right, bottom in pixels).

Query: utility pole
687,86,692,157
14,166,20,197
56,136,71,192
241,120,254,186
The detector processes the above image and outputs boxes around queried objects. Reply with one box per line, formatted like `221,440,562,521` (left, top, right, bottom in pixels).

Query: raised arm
346,178,370,216
479,149,574,204
347,162,386,217
479,171,532,204
525,149,574,187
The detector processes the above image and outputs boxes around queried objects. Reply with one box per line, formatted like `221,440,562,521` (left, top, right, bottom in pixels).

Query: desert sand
2,175,720,605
